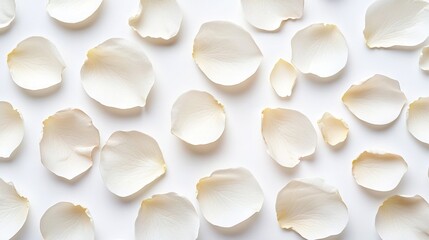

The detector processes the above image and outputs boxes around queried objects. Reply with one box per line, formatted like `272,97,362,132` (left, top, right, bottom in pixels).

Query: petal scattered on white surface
291,23,348,78
276,178,349,240
100,131,166,197
342,74,407,125
364,0,429,48
129,0,183,40
419,46,429,71
196,167,264,228
0,101,24,159
270,59,297,98
375,195,429,240
241,0,304,31
171,90,225,145
40,109,100,180
40,202,94,240
7,36,65,91
81,38,155,110
352,151,408,192
261,108,317,168
0,0,15,29
0,178,29,240
47,0,103,24
135,192,199,240
317,112,349,146
192,21,263,86
406,97,429,144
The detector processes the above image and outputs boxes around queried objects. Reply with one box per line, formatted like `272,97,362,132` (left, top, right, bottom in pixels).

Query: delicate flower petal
241,0,303,31
100,131,166,197
375,195,429,240
364,0,429,48
317,112,349,146
135,192,199,240
406,97,429,144
276,178,349,239
291,23,348,78
0,101,24,159
342,74,407,125
352,151,408,192
196,167,264,228
47,0,102,24
0,0,15,29
0,178,29,240
81,38,155,110
419,46,429,71
192,21,263,86
40,202,94,240
171,90,225,145
270,59,297,98
261,108,317,168
129,0,183,40
7,36,65,91
40,109,100,180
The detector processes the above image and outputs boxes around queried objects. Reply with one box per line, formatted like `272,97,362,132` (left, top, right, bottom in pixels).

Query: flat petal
0,101,24,159
406,97,429,144
0,0,15,29
342,74,407,125
419,46,429,71
364,0,429,48
40,202,94,240
352,151,408,192
192,21,263,86
171,90,225,145
47,0,102,24
276,178,349,239
270,59,297,98
261,108,317,168
100,131,166,197
40,109,100,180
7,36,65,91
196,167,264,228
135,192,199,240
81,38,155,110
291,23,348,78
317,112,349,146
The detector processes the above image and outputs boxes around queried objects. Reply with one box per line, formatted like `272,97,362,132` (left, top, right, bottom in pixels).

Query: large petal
0,101,24,159
407,97,429,144
0,0,15,29
270,59,297,98
317,112,349,146
47,0,102,24
419,46,429,71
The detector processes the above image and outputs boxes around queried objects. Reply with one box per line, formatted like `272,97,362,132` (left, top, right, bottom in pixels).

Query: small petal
192,21,263,86
100,131,166,197
317,112,349,146
47,0,102,24
419,46,429,71
196,167,264,228
276,178,349,239
171,90,226,145
40,109,100,180
352,151,408,192
270,59,297,98
40,202,94,240
0,101,24,159
135,193,199,240
7,36,65,91
406,97,429,144
81,38,155,110
0,0,15,29
261,108,317,168
342,74,407,125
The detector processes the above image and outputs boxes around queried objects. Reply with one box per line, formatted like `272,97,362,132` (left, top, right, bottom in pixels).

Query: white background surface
1,0,429,239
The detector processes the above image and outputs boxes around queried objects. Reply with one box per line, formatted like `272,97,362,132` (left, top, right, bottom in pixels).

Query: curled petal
0,101,24,159
270,59,297,98
419,46,429,71
0,0,15,29
407,97,429,144
317,112,349,146
47,0,102,24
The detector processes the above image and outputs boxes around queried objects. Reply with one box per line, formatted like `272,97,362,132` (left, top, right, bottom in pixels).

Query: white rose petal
270,59,297,98
0,0,15,29
406,97,429,144
0,101,24,159
318,112,349,146
47,0,102,24
419,46,429,71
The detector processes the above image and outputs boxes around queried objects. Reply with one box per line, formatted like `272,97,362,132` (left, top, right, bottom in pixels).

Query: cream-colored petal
419,46,429,71
0,101,24,159
241,0,303,31
0,178,29,240
192,21,263,86
276,178,349,239
270,59,297,98
317,112,349,146
0,0,15,29
406,97,429,144
7,36,65,91
47,0,102,24
40,202,94,240
135,192,199,240
364,0,429,48
196,167,264,228
352,151,408,192
100,131,166,197
261,108,317,168
291,23,348,78
129,0,183,40
342,74,407,125
375,195,429,240
81,38,155,110
40,109,100,180
171,90,225,145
